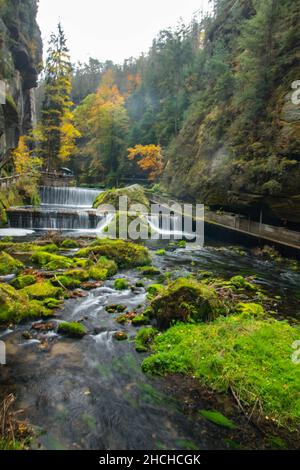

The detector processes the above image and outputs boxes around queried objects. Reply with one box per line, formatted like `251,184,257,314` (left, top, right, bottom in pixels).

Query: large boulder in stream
93,185,150,211
149,278,220,329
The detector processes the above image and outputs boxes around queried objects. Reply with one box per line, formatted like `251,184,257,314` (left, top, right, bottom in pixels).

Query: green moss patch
114,278,129,290
0,283,51,324
142,316,300,429
135,327,158,353
58,322,86,338
199,410,237,429
30,252,73,271
0,251,24,275
93,185,150,210
150,278,220,328
10,274,36,290
51,276,81,290
60,239,79,249
22,281,63,300
77,239,150,268
138,266,162,277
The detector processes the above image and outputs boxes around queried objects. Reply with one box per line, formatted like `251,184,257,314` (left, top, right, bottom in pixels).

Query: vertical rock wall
0,0,42,167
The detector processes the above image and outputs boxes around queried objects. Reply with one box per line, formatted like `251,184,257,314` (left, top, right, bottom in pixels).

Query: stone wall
0,0,42,166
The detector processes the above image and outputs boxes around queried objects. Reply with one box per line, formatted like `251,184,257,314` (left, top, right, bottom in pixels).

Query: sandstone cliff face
0,0,42,167
163,1,300,227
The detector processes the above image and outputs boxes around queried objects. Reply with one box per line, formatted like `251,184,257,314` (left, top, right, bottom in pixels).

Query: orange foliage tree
127,144,164,181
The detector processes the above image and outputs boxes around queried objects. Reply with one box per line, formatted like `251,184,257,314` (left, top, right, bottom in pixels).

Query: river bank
0,231,299,450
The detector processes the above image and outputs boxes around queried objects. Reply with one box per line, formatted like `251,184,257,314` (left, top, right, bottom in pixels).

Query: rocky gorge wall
0,0,42,170
163,0,300,228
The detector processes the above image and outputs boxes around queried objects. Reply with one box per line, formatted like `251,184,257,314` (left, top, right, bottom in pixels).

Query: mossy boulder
60,239,79,249
150,278,220,328
30,251,74,270
0,252,24,275
34,244,59,253
43,298,63,309
147,284,165,298
93,185,150,211
138,266,162,277
135,327,158,352
51,276,81,290
77,239,150,268
10,274,36,290
58,322,86,338
0,283,51,324
132,314,150,326
65,269,89,282
229,276,256,291
114,278,129,290
22,281,63,300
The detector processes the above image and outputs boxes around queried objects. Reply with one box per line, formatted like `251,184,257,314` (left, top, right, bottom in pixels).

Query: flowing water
7,186,105,232
1,187,300,450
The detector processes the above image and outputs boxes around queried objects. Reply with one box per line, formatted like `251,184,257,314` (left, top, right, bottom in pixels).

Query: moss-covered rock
43,298,63,310
90,257,118,281
34,244,59,253
114,278,129,290
65,269,89,282
0,283,51,324
230,276,256,291
60,239,79,249
0,252,24,275
147,284,165,298
58,322,86,338
77,239,150,268
10,274,36,290
51,276,81,290
135,327,158,352
22,281,63,300
93,185,150,210
30,252,73,270
138,266,162,277
150,278,220,328
132,314,150,326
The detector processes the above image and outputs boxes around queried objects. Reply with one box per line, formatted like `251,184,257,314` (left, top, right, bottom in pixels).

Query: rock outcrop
163,2,300,227
0,0,42,166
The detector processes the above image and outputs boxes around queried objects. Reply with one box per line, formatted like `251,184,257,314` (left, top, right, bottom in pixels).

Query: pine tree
39,23,79,170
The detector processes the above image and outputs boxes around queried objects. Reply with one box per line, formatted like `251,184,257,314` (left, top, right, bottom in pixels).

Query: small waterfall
9,208,104,231
40,186,101,207
147,214,196,240
7,186,106,232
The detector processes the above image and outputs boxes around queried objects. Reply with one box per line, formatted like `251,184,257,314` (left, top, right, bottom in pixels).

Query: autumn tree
127,144,163,181
74,70,129,181
12,136,42,205
38,23,79,170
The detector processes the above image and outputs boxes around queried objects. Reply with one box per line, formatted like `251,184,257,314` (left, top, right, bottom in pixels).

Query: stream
0,187,300,450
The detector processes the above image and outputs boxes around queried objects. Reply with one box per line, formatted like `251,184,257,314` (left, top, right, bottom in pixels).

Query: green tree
39,23,79,169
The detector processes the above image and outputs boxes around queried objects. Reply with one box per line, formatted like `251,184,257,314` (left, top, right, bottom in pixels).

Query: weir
7,186,104,232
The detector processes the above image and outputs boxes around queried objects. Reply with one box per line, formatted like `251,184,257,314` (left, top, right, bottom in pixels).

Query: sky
37,0,211,65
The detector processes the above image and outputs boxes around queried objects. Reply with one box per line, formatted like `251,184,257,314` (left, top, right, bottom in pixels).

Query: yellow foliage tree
127,144,164,181
12,136,41,175
59,110,81,162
